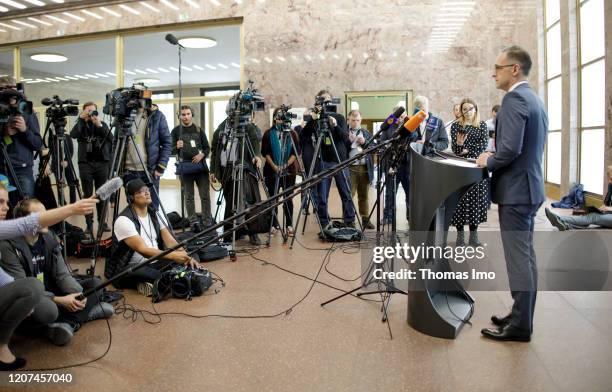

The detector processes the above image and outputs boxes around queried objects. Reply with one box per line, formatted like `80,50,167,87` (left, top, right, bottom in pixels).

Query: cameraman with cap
70,102,112,230
0,76,43,202
300,89,355,229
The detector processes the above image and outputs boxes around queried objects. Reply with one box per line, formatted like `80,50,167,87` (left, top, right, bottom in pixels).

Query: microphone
165,34,183,48
379,107,406,132
394,110,427,138
94,177,123,201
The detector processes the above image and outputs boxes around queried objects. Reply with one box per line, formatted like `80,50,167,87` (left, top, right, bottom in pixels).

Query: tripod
290,114,361,248
38,115,94,263
88,109,175,276
0,133,26,201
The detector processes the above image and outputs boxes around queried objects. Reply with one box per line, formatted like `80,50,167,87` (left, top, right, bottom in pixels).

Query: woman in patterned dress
450,98,489,246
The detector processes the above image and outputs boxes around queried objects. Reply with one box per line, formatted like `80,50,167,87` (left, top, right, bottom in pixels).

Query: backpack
551,183,585,210
152,266,213,302
320,221,362,242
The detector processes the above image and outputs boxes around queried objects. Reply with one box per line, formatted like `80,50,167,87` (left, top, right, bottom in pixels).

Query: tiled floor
10,183,612,392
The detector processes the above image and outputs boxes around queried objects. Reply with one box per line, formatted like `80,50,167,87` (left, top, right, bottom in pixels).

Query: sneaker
45,322,74,346
286,226,294,236
346,221,356,229
87,302,115,321
137,282,154,297
545,208,568,231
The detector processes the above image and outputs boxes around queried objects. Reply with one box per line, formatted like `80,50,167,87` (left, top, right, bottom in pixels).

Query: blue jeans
383,162,410,221
559,212,612,229
13,166,35,198
316,161,355,226
122,170,160,210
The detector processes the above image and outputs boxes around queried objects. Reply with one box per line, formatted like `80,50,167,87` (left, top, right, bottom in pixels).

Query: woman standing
450,98,489,246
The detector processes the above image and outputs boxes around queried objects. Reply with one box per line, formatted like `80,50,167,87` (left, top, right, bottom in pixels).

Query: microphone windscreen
165,34,179,45
405,110,427,132
96,177,123,201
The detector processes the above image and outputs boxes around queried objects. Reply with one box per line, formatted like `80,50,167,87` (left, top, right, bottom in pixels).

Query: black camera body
42,96,79,119
103,83,152,118
303,96,341,123
226,80,266,129
274,104,297,126
0,87,33,126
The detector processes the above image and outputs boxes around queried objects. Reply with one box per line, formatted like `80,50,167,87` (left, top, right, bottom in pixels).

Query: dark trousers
383,162,410,221
56,278,102,329
7,166,35,206
180,171,212,220
317,161,355,226
264,171,296,227
122,170,161,210
221,170,260,237
498,203,541,332
0,278,44,344
79,161,110,223
118,259,175,288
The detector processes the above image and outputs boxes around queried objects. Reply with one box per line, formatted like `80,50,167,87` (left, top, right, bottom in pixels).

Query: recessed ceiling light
140,2,159,13
134,77,159,84
177,36,217,49
45,15,69,24
27,17,52,26
0,0,26,10
30,53,67,62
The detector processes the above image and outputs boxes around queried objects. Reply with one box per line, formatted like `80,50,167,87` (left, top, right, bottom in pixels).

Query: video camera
42,96,79,119
303,95,341,122
274,104,297,127
103,83,152,118
0,84,33,126
227,80,265,117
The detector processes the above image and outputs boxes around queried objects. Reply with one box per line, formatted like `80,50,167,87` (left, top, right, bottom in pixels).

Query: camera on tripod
274,104,297,127
303,95,341,122
226,80,265,128
0,85,33,127
103,83,152,118
42,95,79,121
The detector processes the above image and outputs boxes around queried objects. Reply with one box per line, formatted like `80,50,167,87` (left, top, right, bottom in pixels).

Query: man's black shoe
481,324,531,342
491,313,512,327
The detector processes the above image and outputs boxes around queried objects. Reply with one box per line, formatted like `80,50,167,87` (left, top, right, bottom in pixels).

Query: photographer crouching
0,76,43,204
70,102,112,230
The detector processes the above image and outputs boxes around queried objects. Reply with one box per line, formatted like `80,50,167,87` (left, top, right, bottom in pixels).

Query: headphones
177,106,193,119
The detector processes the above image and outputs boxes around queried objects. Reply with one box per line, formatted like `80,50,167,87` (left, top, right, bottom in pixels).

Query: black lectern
407,143,488,339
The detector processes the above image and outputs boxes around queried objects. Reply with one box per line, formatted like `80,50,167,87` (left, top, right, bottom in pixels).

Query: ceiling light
106,72,116,76
11,20,36,28
123,70,136,75
119,4,140,15
157,67,170,73
275,56,286,62
145,68,159,74
318,54,325,60
0,22,20,30
0,6,7,12
185,0,200,7
55,77,69,81
45,77,59,82
30,53,67,62
63,12,85,22
95,73,109,78
140,2,159,13
160,0,179,11
134,77,159,84
347,53,353,59
82,9,103,19
230,62,240,68
192,65,204,70
134,69,147,74
181,65,192,71
23,0,44,5
217,63,229,69
177,36,217,48
208,0,220,5
100,7,121,17
27,17,51,26
84,74,98,79
250,58,260,64
205,64,216,70
0,1,26,10
64,75,78,80
169,66,179,72
264,57,273,63
332,54,339,59
362,52,369,59
50,0,64,3
74,75,89,79
45,15,68,24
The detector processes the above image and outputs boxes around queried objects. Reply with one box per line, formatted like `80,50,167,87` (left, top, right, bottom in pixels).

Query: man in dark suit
476,46,548,342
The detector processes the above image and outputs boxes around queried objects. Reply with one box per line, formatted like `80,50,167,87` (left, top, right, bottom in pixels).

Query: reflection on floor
13,183,612,392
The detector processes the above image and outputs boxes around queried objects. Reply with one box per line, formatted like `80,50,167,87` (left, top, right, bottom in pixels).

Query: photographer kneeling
0,199,114,346
105,179,201,295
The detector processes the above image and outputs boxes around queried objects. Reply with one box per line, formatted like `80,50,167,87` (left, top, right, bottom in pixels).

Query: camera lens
91,110,99,117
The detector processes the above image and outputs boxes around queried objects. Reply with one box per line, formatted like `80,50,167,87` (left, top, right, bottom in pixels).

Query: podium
407,143,488,339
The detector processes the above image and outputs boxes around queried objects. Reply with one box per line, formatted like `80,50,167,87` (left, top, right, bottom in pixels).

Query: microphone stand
175,39,187,220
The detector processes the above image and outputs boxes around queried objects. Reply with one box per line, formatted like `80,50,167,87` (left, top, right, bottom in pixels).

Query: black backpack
152,266,213,302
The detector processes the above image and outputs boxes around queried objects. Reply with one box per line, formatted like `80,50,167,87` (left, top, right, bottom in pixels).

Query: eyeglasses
494,63,518,71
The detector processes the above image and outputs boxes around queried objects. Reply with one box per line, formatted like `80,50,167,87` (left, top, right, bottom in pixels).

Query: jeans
79,161,110,223
559,212,612,229
0,278,44,344
180,171,212,220
316,161,355,226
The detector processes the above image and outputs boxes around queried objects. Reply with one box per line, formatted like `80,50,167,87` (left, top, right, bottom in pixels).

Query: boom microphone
379,107,406,132
165,33,183,47
94,177,123,201
394,110,427,138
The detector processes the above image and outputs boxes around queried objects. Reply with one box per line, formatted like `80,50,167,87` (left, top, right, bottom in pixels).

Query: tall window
578,0,606,194
544,0,562,184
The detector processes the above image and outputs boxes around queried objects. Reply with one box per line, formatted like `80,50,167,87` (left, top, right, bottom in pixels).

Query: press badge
36,272,44,283
325,137,332,145
190,140,197,148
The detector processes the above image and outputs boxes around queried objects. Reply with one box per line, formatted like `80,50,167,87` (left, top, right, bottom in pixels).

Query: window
544,0,562,184
0,50,13,80
578,0,606,194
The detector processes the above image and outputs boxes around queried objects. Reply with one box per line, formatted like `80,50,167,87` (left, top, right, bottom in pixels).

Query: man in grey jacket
0,199,113,346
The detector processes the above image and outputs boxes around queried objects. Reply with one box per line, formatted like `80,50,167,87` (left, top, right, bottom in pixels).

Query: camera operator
120,104,172,211
171,105,212,222
210,109,263,246
0,76,43,202
300,90,355,229
70,102,112,229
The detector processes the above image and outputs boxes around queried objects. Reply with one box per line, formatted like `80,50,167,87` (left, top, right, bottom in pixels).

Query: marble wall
0,0,539,126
